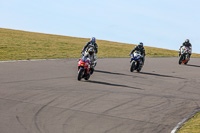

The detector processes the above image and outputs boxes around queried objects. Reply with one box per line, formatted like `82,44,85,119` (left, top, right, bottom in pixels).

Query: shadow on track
139,72,185,79
186,64,200,68
87,80,143,90
95,69,185,80
95,70,131,76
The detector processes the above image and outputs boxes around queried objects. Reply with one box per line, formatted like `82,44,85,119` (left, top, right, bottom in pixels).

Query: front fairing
131,52,141,61
181,46,190,55
78,57,90,74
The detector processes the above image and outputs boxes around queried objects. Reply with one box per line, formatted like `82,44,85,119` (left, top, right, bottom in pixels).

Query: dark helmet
91,37,96,43
185,39,189,43
138,42,143,47
88,47,94,55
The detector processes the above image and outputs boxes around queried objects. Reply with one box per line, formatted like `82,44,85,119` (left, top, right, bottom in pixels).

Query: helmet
185,39,189,43
91,37,96,43
88,47,94,55
138,42,143,47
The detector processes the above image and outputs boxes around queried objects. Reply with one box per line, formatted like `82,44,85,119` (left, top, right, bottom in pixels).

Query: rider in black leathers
82,37,98,54
81,37,98,68
130,42,145,64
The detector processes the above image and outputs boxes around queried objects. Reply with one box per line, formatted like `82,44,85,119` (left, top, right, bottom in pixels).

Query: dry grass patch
178,111,200,133
0,28,200,61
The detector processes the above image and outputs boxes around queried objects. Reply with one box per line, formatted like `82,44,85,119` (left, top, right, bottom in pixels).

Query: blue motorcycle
130,51,143,72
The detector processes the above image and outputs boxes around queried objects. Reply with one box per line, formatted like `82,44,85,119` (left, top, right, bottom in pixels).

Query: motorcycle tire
178,60,182,65
93,62,97,67
84,74,90,80
184,61,188,65
184,55,189,65
178,56,182,65
137,67,141,72
78,69,84,81
90,68,94,75
130,61,135,72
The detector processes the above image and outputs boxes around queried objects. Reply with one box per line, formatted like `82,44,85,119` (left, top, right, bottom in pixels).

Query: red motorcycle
77,57,91,81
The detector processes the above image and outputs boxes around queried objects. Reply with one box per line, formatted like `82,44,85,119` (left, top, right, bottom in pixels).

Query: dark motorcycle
130,51,143,72
179,46,191,65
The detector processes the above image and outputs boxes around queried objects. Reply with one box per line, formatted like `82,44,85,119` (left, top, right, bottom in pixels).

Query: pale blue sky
1,0,200,53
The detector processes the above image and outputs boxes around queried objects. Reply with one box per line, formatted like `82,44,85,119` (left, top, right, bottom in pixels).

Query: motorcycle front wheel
130,61,135,72
78,69,84,81
178,56,182,65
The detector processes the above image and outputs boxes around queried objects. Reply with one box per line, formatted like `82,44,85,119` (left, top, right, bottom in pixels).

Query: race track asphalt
0,57,200,133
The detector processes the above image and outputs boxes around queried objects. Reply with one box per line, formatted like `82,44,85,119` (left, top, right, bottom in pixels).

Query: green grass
178,111,200,133
1,28,200,61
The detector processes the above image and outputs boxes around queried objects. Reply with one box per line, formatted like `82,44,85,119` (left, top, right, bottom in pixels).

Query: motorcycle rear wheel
178,60,182,65
90,68,94,75
184,61,188,65
84,74,90,80
137,67,141,72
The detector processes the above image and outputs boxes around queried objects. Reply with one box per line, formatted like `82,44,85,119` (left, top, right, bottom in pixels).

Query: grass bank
1,28,200,61
177,111,200,133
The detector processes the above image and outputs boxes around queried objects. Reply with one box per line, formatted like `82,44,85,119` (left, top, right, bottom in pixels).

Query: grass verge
1,28,200,61
177,111,200,133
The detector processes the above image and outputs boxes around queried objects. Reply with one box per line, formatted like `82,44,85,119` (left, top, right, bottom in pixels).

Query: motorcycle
179,46,191,65
81,48,97,74
130,51,143,72
77,57,91,81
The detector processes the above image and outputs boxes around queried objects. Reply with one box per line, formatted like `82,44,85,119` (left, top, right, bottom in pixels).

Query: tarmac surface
0,57,200,133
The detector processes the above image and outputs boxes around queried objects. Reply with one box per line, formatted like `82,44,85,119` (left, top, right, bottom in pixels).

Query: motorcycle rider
83,47,95,70
130,42,146,64
82,37,98,66
82,37,98,54
179,39,192,57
